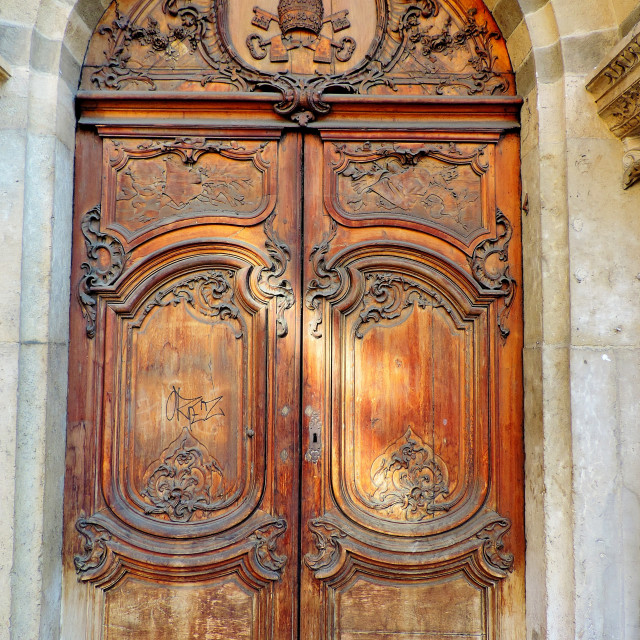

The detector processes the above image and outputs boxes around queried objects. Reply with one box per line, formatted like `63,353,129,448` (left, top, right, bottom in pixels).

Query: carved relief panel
300,129,523,639
102,137,278,240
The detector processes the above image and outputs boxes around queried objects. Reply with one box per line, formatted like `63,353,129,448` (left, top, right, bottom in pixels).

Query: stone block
0,0,39,27
0,21,32,67
73,0,108,35
515,49,535,96
520,86,540,159
567,137,640,347
571,348,624,640
518,0,548,15
521,148,543,347
0,130,26,343
620,5,640,38
19,133,56,343
493,0,524,40
30,28,61,74
553,0,616,36
565,74,614,140
35,0,73,41
59,43,81,91
27,71,60,138
524,2,559,49
0,342,19,640
506,18,532,71
0,66,30,131
534,40,563,84
562,29,620,76
62,9,92,66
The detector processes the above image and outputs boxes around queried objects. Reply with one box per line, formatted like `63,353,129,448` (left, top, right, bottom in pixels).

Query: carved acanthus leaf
304,518,347,575
74,518,112,576
476,517,514,573
257,215,295,337
305,220,345,338
133,138,250,165
78,205,127,338
138,269,244,337
250,517,288,576
468,208,515,338
368,428,450,521
354,272,457,339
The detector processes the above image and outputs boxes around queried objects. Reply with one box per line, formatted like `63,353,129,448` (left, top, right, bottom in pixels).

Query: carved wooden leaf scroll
78,205,127,338
250,517,288,576
354,272,458,339
468,208,516,338
369,428,450,521
81,0,515,123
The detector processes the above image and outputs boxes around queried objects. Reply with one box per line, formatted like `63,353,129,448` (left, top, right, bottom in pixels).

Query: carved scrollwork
354,272,457,339
84,0,513,123
249,517,288,576
467,208,516,338
305,219,345,338
257,215,295,337
141,426,227,523
137,269,244,338
476,517,515,573
78,205,127,338
74,518,112,576
304,518,347,574
368,428,450,521
132,138,254,165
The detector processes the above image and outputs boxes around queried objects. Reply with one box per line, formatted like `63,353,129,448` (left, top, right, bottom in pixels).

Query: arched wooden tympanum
64,1,524,638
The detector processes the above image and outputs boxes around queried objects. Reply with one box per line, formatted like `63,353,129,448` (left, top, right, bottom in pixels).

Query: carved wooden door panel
66,128,303,639
65,0,524,638
300,127,524,639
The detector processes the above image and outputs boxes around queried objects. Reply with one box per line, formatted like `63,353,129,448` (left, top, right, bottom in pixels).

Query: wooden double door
65,107,524,639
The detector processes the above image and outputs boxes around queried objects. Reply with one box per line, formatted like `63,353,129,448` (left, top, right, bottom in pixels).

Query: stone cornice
587,25,640,188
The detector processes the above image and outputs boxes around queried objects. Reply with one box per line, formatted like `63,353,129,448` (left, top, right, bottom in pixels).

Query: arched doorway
63,0,524,637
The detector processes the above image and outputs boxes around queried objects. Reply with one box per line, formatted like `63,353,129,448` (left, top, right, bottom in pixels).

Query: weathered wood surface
64,1,524,638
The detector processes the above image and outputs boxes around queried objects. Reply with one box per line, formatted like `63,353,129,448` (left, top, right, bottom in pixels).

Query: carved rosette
257,215,295,337
368,428,450,521
82,0,514,123
468,209,516,338
141,426,227,522
78,205,127,338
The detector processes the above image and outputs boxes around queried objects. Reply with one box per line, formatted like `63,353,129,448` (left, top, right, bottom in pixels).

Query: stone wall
0,0,638,638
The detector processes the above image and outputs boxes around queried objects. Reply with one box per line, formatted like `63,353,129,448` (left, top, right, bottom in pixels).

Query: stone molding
587,25,640,188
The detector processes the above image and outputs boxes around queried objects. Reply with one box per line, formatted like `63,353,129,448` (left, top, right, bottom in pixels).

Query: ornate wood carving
327,141,489,241
468,208,516,338
78,205,127,338
354,272,459,339
257,214,295,337
368,428,450,521
74,518,112,576
304,518,347,575
247,0,355,65
305,219,344,338
141,422,226,522
82,0,514,123
250,517,288,576
477,517,515,573
136,269,244,337
106,137,275,237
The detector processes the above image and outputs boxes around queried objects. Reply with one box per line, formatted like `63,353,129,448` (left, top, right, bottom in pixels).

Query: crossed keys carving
247,0,356,64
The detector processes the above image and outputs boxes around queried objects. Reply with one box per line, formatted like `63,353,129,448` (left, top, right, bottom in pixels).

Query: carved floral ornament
587,29,640,188
81,0,514,124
